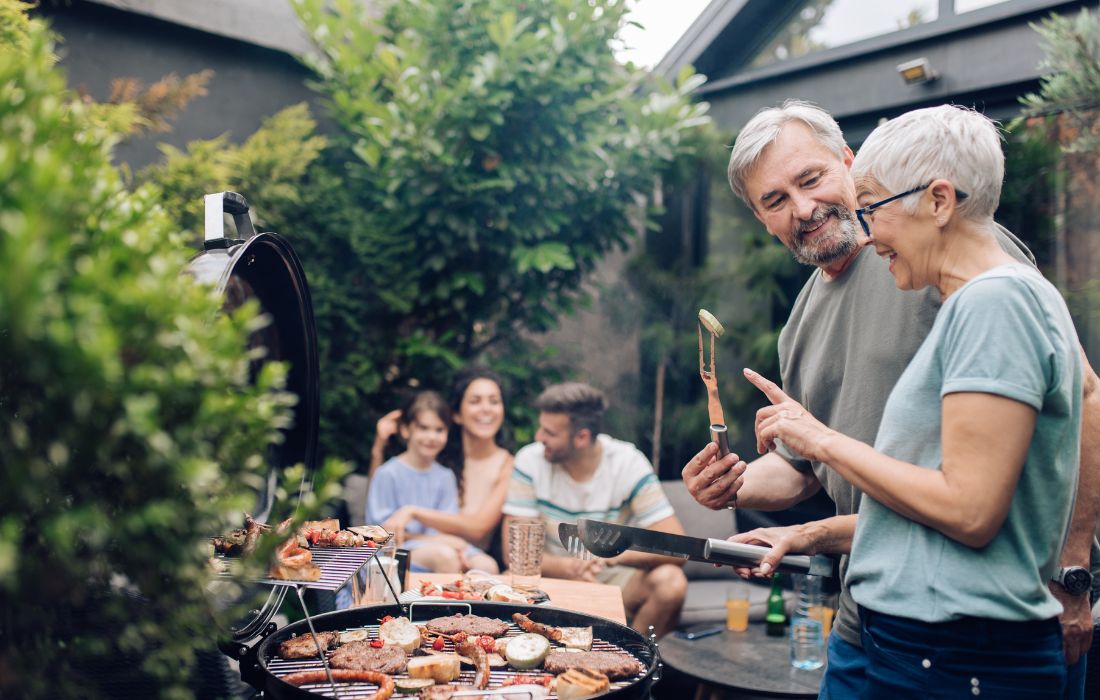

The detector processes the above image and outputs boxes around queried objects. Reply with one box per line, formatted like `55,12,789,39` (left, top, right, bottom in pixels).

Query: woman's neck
462,432,500,461
935,220,1017,300
398,450,435,470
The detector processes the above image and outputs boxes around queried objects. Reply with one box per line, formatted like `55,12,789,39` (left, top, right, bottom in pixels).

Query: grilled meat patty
329,641,408,673
425,613,510,638
277,631,340,659
543,650,643,679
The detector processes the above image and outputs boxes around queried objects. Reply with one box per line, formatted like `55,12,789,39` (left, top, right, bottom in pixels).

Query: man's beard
789,204,861,266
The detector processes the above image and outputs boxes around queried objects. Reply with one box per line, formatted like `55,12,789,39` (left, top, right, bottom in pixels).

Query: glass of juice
726,583,751,632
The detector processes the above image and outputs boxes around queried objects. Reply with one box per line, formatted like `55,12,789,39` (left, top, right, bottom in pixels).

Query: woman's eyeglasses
855,183,969,237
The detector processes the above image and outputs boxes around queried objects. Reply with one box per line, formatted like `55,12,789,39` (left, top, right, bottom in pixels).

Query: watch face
1064,568,1092,595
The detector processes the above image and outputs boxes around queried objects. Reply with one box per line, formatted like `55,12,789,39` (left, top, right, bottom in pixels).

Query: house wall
37,0,323,170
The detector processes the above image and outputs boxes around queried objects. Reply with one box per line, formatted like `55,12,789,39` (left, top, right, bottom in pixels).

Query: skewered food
269,534,321,581
543,650,643,679
556,668,611,700
330,641,408,673
425,614,510,638
513,613,563,641
277,631,340,659
504,633,551,670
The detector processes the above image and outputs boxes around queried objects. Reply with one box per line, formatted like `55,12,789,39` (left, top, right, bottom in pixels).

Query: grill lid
189,191,320,521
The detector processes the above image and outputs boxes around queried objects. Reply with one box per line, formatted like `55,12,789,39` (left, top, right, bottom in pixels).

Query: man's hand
1050,582,1094,665
568,557,606,582
729,524,817,579
682,442,747,510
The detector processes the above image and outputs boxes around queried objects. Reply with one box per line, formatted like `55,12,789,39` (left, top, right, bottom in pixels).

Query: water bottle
789,574,825,670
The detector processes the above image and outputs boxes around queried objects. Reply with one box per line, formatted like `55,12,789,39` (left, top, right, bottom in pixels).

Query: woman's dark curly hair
438,366,509,501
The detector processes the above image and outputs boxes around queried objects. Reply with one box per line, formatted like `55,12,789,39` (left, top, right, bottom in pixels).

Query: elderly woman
744,105,1083,697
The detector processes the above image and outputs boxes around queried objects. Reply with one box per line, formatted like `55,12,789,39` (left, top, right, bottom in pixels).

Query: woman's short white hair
727,99,847,209
851,105,1003,221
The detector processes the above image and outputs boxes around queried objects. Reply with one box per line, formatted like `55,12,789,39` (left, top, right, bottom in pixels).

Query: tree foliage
278,0,710,463
1019,7,1100,152
0,5,345,697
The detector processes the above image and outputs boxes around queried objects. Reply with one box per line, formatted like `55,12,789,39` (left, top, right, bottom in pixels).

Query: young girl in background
367,391,497,573
381,368,514,563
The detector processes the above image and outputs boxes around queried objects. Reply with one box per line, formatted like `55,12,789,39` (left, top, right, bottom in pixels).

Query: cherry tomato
369,639,384,648
380,615,394,624
432,637,445,651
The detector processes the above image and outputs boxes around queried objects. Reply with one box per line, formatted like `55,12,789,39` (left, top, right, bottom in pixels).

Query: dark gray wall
37,1,325,170
678,0,1088,143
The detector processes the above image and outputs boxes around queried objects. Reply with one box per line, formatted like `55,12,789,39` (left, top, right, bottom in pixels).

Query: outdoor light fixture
897,57,939,86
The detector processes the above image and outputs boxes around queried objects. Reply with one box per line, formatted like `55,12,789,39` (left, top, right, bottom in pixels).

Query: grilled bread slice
556,668,610,700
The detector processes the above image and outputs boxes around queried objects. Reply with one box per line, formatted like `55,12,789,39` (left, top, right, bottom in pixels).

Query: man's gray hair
535,382,606,437
851,105,1002,222
728,99,847,209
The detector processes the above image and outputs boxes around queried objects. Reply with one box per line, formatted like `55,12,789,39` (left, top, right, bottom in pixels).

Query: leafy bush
0,6,343,697
280,0,710,462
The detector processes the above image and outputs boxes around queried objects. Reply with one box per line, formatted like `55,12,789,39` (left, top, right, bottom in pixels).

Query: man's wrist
1052,565,1094,596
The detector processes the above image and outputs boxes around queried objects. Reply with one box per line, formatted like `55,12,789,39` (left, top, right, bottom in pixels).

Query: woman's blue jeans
859,606,1066,698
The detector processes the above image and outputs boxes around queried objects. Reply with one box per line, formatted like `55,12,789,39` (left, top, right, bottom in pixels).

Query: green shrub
0,8,344,697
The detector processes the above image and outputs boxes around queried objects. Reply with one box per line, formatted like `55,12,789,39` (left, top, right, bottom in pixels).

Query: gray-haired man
680,100,1100,698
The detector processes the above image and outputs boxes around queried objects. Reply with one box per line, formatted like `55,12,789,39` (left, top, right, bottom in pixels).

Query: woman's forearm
411,508,497,542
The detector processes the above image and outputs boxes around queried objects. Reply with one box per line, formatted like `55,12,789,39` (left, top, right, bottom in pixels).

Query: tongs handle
703,538,837,578
710,424,731,458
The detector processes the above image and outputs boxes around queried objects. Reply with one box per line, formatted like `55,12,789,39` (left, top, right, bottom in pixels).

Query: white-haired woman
744,105,1083,698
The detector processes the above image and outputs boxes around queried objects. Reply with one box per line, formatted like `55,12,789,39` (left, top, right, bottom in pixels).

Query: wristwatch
1052,566,1094,595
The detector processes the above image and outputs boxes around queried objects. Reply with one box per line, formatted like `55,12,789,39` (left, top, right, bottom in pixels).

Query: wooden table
659,622,824,699
416,572,627,624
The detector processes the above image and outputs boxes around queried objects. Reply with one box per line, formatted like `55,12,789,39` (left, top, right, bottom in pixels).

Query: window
955,0,1011,13
751,0,939,69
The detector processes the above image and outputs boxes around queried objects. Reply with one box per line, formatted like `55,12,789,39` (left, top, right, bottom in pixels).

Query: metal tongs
560,520,836,578
697,309,731,459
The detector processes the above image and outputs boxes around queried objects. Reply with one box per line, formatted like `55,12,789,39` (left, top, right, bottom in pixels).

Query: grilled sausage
281,668,396,699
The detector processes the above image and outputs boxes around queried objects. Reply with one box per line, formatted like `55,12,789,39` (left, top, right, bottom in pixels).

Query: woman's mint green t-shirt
848,264,1083,622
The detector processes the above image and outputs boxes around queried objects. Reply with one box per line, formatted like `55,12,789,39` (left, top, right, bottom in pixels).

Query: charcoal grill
226,601,660,700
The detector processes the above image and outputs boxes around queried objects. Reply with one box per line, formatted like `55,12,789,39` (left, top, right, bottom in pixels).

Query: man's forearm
736,451,822,510
1061,357,1100,566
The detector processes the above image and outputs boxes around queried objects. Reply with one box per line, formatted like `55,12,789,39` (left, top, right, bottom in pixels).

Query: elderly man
681,100,1100,698
503,382,688,637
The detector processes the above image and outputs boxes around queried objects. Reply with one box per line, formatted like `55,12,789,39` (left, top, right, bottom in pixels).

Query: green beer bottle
765,572,787,637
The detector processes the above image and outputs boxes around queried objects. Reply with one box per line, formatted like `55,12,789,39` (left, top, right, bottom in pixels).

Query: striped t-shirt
503,434,674,556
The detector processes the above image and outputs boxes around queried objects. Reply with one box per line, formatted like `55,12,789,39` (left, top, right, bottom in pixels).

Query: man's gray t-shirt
776,225,1034,647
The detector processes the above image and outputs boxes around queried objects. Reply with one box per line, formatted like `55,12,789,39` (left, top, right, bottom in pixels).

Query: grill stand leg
294,584,342,698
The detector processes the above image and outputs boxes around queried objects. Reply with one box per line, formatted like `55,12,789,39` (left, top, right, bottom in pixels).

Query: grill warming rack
264,606,648,699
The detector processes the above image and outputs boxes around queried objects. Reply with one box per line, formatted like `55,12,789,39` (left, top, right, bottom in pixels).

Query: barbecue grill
226,601,661,700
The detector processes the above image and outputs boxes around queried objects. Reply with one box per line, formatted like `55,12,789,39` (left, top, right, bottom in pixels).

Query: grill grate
265,620,646,698
216,546,381,592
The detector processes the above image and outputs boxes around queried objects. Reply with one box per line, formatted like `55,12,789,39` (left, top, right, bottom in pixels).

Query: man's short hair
851,104,1002,222
727,99,847,209
534,382,607,437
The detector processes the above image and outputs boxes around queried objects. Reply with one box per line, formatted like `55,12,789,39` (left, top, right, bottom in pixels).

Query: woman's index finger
742,367,788,404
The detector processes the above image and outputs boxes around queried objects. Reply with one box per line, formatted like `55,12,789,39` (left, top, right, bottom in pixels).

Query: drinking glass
725,583,751,632
508,519,545,593
364,542,398,603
